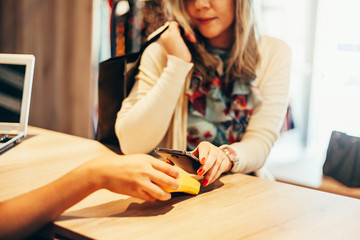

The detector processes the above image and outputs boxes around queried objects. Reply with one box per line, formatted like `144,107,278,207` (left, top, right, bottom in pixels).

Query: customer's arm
0,154,180,240
115,42,193,154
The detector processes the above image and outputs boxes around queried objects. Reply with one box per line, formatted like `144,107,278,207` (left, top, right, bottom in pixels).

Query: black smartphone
178,25,197,54
155,148,200,174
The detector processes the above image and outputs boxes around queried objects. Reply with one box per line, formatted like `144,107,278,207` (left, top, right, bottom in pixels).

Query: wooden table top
1,127,360,240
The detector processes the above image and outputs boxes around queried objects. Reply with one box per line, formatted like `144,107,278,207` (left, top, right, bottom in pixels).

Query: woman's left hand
192,141,232,187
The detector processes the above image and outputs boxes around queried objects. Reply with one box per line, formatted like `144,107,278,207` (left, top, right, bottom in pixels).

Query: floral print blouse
186,49,262,150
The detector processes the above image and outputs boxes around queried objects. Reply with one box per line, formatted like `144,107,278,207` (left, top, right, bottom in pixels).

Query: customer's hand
160,21,196,62
85,154,180,202
192,141,232,187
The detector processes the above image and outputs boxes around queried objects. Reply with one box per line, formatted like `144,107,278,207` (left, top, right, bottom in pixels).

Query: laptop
0,54,35,153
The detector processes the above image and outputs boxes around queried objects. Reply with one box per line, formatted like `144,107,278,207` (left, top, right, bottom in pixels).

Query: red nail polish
200,157,206,164
201,179,208,187
197,168,205,176
166,160,174,166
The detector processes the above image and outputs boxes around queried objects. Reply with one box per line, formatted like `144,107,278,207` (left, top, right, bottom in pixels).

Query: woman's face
184,0,235,49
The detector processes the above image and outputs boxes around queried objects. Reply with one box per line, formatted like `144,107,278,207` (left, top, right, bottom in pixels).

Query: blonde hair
165,0,260,85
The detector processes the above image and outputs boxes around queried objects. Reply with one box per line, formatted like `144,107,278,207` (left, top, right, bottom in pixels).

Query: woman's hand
85,154,180,202
192,141,233,187
160,21,196,62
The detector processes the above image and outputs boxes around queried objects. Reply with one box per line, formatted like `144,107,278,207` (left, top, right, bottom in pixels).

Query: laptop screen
0,64,26,123
0,54,34,135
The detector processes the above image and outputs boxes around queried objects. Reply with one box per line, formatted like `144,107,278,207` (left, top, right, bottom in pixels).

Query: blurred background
0,0,359,188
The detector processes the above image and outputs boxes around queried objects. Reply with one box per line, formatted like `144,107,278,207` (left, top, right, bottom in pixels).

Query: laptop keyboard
0,134,14,143
0,134,18,154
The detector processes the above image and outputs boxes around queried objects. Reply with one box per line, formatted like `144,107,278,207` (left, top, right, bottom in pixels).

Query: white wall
258,0,318,146
308,0,360,150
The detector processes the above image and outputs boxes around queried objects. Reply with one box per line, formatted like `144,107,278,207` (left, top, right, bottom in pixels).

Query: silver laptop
0,54,35,153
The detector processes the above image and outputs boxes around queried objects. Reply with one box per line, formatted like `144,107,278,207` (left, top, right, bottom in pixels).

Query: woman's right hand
160,21,196,62
86,153,181,202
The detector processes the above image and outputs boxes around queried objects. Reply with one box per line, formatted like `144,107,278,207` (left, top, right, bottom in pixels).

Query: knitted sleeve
115,42,193,154
227,36,292,173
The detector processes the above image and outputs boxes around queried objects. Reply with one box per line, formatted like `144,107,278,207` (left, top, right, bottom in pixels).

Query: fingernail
201,179,208,187
166,159,174,166
165,193,171,200
200,157,206,164
197,168,205,176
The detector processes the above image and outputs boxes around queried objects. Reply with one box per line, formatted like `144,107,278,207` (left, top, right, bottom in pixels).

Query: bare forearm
0,163,98,240
0,154,180,239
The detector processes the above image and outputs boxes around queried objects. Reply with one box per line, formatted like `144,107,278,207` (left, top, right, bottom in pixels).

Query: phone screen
155,148,200,174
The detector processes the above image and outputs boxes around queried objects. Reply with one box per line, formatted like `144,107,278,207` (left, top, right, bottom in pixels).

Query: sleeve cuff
167,55,194,73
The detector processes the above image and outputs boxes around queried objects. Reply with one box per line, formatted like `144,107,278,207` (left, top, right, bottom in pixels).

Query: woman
115,0,291,187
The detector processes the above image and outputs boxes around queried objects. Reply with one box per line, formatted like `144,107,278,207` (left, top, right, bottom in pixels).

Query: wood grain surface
1,127,360,240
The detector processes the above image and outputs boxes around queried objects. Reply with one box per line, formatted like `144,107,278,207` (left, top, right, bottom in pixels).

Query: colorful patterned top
186,49,262,150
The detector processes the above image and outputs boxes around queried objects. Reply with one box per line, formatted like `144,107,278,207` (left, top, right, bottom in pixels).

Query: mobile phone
178,25,197,54
154,148,200,174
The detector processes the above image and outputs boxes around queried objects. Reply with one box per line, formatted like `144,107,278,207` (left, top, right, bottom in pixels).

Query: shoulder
258,35,292,61
256,35,292,77
254,36,292,86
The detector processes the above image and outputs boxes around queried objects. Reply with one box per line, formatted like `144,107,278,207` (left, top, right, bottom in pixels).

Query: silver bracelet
221,146,240,165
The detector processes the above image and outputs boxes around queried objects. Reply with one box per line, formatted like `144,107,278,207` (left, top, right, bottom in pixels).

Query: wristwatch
220,146,240,169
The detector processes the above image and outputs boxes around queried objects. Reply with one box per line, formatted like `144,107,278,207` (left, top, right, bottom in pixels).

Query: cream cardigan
115,34,291,174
